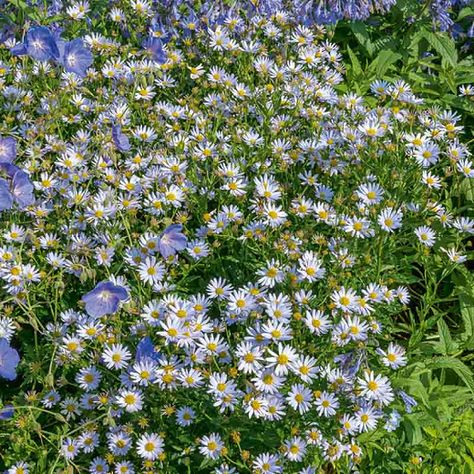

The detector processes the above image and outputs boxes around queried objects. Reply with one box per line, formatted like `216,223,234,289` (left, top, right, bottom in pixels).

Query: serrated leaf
422,31,458,68
457,6,474,21
429,357,474,394
436,319,458,355
371,49,402,77
459,293,474,348
350,21,375,57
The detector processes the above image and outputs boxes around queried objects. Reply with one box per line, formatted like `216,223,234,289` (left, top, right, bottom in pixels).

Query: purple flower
398,390,418,413
21,26,60,61
60,38,93,77
0,178,13,211
158,224,187,258
0,405,14,420
142,37,167,64
0,339,20,381
82,281,129,318
112,125,131,152
0,136,16,163
11,170,34,208
135,337,161,362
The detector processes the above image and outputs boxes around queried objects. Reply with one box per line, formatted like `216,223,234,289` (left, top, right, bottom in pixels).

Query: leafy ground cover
0,1,473,473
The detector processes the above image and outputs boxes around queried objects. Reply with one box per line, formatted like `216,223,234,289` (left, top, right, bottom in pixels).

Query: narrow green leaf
347,45,362,76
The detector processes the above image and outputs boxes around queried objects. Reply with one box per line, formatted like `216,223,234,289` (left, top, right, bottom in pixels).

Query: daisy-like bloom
377,343,407,369
245,395,268,418
235,342,264,374
286,383,312,414
130,359,157,386
331,286,358,312
413,141,439,167
116,388,143,412
314,391,339,417
138,256,165,285
253,453,283,474
297,251,326,282
136,433,164,460
102,343,131,370
303,309,331,335
262,202,287,227
378,207,403,232
76,366,101,391
257,259,286,288
356,182,384,205
176,405,196,426
292,354,318,383
266,344,298,376
7,461,30,474
199,433,224,460
355,404,381,432
358,371,394,406
414,225,436,247
422,170,441,189
340,414,359,435
207,277,233,300
343,216,374,238
284,436,307,462
227,289,256,315
252,370,286,394
440,247,467,263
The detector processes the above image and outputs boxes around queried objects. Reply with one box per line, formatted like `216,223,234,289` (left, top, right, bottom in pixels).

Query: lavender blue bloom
20,26,60,61
82,281,129,318
112,125,131,152
60,39,93,77
0,136,16,163
0,178,13,211
158,224,187,258
11,170,34,208
0,405,14,420
0,339,20,381
398,390,418,413
135,337,161,362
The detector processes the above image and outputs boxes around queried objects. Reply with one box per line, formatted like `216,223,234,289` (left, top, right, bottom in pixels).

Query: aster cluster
0,2,472,474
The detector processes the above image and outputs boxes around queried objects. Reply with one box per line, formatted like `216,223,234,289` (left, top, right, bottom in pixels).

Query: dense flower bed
0,1,473,473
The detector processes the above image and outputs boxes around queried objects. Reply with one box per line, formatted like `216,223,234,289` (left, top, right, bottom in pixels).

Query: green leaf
460,293,474,348
457,6,474,21
350,21,375,57
371,49,402,77
422,31,458,68
429,357,474,394
403,415,423,445
347,45,362,76
435,319,458,355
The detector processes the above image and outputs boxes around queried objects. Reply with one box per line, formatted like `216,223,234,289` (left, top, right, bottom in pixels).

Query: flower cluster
0,2,472,473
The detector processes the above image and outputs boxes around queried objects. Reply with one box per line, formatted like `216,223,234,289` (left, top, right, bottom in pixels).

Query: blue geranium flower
11,170,34,208
135,337,161,362
82,281,129,318
14,26,60,61
142,37,167,64
0,136,16,163
0,405,14,420
112,125,131,152
0,339,20,381
158,224,188,258
0,178,13,211
60,38,93,77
